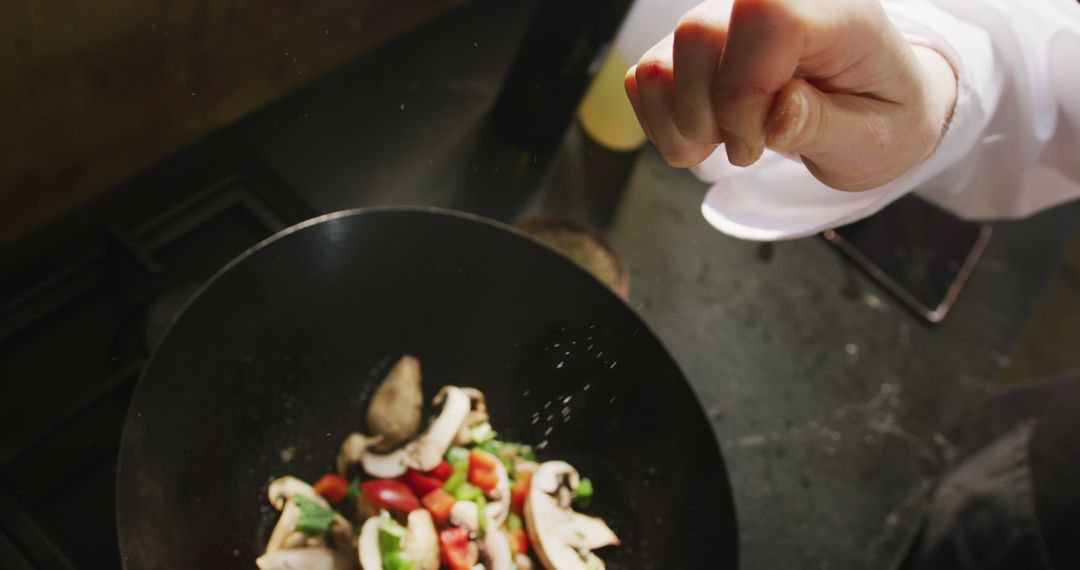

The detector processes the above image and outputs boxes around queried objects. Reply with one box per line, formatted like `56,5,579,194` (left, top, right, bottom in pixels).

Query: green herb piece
453,482,483,501
294,495,336,535
379,510,408,553
470,422,498,445
446,446,470,465
476,495,488,536
508,512,523,531
575,477,594,509
382,549,415,570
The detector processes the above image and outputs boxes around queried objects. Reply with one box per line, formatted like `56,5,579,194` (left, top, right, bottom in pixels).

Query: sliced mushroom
268,476,329,511
280,531,320,549
336,432,383,478
357,516,383,570
450,500,480,533
255,547,355,570
480,528,516,570
525,461,619,570
515,553,535,570
367,355,424,450
454,388,490,446
514,459,539,477
265,499,302,555
404,509,440,570
362,386,472,478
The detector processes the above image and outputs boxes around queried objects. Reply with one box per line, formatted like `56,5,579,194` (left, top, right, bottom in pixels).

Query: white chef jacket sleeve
694,0,1080,242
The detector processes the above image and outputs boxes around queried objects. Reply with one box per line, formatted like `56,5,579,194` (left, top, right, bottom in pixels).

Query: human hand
624,0,957,191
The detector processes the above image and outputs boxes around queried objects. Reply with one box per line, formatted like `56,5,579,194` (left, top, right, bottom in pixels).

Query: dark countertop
210,1,1079,568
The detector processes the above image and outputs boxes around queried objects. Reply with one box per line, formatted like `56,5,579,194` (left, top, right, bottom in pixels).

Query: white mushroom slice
525,461,619,570
514,459,539,476
454,410,491,446
255,547,355,570
337,432,383,477
453,388,490,446
474,449,512,529
404,509,440,570
480,529,516,570
357,516,383,570
268,476,329,511
450,500,480,533
367,355,424,450
281,531,310,549
362,386,472,478
515,553,535,570
265,500,302,554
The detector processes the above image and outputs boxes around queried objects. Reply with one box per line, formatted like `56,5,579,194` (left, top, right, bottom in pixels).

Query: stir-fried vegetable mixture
256,355,619,570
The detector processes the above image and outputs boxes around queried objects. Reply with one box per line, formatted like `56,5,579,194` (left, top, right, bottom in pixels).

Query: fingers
764,78,932,191
712,0,804,166
672,0,732,143
625,34,719,168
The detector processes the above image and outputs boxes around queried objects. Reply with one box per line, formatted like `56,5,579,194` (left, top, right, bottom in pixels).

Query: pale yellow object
577,49,647,152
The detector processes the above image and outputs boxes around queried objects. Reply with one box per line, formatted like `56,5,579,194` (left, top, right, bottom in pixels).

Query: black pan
116,207,738,569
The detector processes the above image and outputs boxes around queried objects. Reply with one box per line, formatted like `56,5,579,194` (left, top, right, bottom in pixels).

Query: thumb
764,78,915,191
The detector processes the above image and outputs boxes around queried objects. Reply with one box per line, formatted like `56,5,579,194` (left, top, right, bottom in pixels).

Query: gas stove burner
143,283,204,353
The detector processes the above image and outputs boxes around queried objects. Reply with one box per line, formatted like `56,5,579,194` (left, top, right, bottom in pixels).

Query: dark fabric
908,421,1054,569
901,374,1080,570
1023,379,1080,569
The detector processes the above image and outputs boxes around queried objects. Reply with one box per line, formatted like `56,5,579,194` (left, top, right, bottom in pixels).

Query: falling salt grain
610,361,617,369
531,417,540,425
547,414,554,422
536,440,548,450
523,390,531,396
583,384,591,391
544,400,551,409
544,427,553,436
608,396,617,404
556,361,564,369
399,103,405,110
563,396,572,404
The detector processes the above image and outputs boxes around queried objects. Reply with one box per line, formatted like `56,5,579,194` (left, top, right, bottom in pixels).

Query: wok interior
117,210,736,569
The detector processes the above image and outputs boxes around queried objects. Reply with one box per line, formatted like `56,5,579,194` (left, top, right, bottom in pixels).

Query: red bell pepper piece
439,527,472,570
427,459,454,481
421,488,456,524
468,450,500,493
508,527,529,555
312,473,350,504
510,471,531,516
360,479,420,513
401,469,445,497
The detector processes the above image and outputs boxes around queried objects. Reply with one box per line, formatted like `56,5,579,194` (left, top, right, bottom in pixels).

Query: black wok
116,207,738,569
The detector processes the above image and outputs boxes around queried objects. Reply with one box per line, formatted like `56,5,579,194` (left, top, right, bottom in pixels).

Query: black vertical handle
492,0,634,152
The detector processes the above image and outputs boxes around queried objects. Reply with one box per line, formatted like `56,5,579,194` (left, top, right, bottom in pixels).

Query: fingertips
635,58,718,168
624,65,654,142
672,9,728,144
